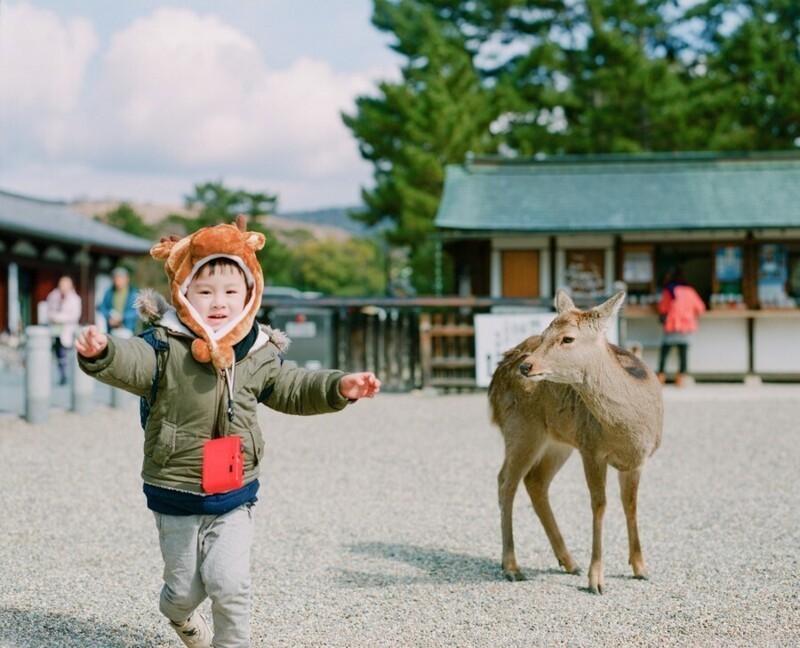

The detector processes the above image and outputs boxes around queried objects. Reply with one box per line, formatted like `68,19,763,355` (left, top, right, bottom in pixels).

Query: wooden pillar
419,312,432,388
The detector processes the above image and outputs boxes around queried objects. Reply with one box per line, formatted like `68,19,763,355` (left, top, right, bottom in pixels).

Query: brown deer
489,290,663,594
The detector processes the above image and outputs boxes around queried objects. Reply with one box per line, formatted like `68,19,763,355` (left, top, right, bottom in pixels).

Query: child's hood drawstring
223,364,235,422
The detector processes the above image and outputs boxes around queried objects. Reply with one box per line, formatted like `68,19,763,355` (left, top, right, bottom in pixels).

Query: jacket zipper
213,369,227,437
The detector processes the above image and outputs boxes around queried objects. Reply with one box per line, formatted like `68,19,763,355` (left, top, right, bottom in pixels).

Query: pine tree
343,0,500,292
495,0,690,154
684,0,800,150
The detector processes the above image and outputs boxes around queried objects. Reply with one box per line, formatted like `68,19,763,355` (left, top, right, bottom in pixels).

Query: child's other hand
74,326,108,359
339,372,381,400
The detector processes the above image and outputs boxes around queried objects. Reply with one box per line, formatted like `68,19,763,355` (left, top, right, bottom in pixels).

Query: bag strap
137,328,170,428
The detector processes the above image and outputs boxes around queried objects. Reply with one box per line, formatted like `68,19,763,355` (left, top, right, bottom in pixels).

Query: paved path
0,385,798,646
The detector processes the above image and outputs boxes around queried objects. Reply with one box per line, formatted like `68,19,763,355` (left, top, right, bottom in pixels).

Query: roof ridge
0,188,68,206
466,150,800,168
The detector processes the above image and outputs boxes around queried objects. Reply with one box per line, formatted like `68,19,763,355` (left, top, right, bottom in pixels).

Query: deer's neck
572,351,651,432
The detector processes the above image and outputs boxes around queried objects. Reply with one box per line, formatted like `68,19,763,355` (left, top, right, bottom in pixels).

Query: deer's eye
562,336,575,345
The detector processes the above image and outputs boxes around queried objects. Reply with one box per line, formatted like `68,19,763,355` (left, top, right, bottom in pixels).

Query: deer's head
518,290,625,384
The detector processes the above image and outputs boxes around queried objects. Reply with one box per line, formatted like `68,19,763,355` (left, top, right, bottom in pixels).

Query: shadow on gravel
0,607,161,647
339,542,560,587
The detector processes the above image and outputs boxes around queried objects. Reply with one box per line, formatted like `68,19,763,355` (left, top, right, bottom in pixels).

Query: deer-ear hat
150,214,266,371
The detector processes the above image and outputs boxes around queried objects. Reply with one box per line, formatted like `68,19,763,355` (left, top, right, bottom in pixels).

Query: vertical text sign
474,312,620,387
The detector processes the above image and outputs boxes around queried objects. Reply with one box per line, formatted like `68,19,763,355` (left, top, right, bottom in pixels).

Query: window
713,245,744,295
565,249,605,298
758,243,789,307
621,245,655,297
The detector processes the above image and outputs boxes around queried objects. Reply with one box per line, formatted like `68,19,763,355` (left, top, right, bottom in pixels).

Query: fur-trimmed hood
134,287,290,355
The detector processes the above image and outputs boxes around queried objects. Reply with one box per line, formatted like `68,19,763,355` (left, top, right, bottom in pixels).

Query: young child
75,218,380,648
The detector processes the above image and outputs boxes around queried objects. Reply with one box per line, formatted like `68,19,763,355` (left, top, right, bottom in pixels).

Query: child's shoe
169,611,212,648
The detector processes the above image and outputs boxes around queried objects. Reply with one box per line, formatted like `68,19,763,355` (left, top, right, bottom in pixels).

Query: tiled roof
434,152,800,233
0,190,152,253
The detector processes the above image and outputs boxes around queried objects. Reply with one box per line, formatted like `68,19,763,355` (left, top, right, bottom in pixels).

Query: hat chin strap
177,290,256,349
175,253,259,348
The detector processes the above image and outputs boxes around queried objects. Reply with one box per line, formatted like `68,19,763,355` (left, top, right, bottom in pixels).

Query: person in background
46,276,82,385
97,267,139,335
657,267,706,387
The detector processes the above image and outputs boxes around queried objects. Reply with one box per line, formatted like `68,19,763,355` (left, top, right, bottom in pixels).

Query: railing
260,296,555,392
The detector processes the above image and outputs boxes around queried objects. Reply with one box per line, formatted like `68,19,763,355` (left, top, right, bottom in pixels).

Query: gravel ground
0,385,798,647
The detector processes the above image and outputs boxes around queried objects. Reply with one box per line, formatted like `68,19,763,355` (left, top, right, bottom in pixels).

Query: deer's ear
594,291,626,323
554,289,576,314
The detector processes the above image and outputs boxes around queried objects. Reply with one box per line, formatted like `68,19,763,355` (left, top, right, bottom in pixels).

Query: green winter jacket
79,311,348,494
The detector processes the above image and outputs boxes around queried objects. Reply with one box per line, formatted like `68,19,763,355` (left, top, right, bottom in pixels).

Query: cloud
1,3,394,209
83,8,377,179
0,1,98,156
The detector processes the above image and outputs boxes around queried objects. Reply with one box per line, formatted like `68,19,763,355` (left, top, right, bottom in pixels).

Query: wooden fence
419,312,476,390
260,296,554,392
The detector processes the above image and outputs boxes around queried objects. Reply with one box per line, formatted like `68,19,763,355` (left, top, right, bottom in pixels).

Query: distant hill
277,206,383,239
70,200,194,224
71,201,383,243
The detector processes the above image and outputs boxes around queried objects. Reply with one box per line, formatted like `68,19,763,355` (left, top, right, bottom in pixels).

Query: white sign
474,312,620,387
285,321,317,338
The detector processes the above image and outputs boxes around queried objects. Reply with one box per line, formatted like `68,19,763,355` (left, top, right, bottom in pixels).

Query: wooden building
0,190,152,333
434,151,800,380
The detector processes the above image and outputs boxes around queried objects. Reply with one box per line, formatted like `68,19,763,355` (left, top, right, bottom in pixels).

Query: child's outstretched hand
339,372,381,400
74,326,109,359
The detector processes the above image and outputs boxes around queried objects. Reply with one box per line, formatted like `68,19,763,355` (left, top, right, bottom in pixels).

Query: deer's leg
581,452,608,594
619,467,648,579
522,443,579,574
498,438,539,582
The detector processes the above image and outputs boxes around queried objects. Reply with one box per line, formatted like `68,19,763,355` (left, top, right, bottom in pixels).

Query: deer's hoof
503,570,526,582
558,557,581,575
588,562,604,594
633,572,649,581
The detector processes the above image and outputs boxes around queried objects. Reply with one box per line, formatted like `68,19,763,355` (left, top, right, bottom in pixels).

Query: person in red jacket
657,268,706,387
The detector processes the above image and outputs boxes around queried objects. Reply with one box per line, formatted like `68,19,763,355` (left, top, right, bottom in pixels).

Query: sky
0,1,401,212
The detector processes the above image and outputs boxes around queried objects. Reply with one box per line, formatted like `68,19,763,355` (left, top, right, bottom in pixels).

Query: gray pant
153,504,255,648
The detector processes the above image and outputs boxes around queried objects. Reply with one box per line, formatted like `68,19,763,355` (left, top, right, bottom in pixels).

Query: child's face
185,264,249,331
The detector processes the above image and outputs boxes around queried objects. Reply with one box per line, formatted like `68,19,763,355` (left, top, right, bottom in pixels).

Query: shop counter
751,310,800,375
621,308,800,379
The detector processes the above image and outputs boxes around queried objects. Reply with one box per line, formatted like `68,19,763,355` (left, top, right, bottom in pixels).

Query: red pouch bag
202,436,243,494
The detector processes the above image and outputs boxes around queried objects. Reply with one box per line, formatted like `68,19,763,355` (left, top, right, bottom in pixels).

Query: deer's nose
519,363,532,376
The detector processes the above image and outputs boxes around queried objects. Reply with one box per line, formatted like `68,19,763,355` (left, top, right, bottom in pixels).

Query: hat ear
245,231,266,251
150,235,183,260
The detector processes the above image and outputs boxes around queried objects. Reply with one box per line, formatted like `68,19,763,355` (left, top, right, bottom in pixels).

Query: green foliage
343,0,501,252
684,0,800,150
287,238,387,296
251,223,297,288
97,202,156,239
409,239,454,295
167,181,278,233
